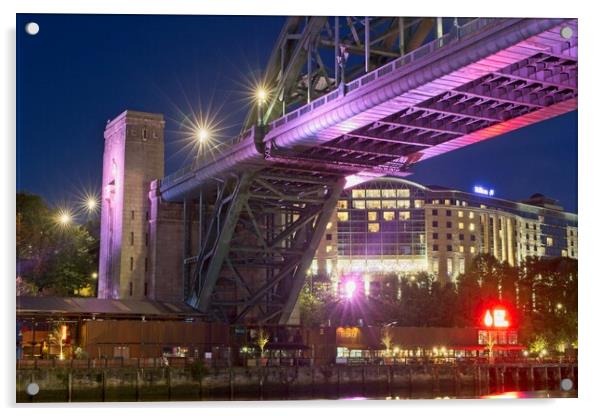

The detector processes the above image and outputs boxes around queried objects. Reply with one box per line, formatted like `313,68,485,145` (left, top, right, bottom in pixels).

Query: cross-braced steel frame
185,166,345,324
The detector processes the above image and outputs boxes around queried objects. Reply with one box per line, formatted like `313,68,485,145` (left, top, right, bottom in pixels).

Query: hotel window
337,200,348,209
326,222,333,230
444,199,451,205
337,212,349,221
368,223,380,233
433,233,439,240
458,211,464,218
326,245,333,253
130,232,134,245
397,189,410,198
470,246,476,254
446,210,452,216
446,221,452,228
414,199,424,208
447,258,453,276
399,211,410,220
352,200,366,209
382,189,397,198
459,222,464,230
471,235,476,242
459,258,465,274
142,129,148,139
459,234,464,241
368,211,378,221
446,233,452,240
447,245,452,252
432,221,439,227
459,246,464,253
546,237,553,246
562,249,568,257
419,234,425,244
432,209,438,215
432,199,440,205
462,201,467,206
366,189,381,198
382,200,397,209
469,212,474,219
469,223,475,231
383,211,395,221
326,233,333,241
433,244,439,251
352,189,366,198
130,257,134,271
131,210,135,220
366,200,381,209
397,200,411,209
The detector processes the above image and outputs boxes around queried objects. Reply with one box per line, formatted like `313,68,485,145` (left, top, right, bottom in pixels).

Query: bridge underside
185,166,347,324
162,17,577,325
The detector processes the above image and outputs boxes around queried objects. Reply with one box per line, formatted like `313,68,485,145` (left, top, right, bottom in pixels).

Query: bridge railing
161,128,255,189
161,17,504,189
268,17,502,132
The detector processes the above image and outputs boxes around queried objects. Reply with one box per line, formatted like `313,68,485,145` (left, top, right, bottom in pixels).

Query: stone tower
98,110,165,299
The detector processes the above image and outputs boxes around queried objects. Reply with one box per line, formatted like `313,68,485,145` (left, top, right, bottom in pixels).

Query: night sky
16,14,578,213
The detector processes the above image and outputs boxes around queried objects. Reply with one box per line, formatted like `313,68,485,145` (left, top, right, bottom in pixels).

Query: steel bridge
158,17,577,325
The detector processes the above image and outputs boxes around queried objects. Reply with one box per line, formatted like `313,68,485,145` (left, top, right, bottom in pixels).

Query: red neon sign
483,308,510,328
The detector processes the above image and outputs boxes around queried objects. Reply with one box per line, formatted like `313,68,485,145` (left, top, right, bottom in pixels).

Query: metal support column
364,17,370,73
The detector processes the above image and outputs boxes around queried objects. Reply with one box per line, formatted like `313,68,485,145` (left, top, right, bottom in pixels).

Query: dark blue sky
16,14,577,213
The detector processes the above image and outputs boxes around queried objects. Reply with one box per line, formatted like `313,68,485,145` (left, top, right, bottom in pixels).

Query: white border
3,1,601,415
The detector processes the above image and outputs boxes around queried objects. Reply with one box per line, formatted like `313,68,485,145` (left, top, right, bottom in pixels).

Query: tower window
143,129,148,139
145,257,148,272
130,257,134,271
129,282,133,296
144,282,148,296
145,232,148,246
130,232,134,245
131,210,135,220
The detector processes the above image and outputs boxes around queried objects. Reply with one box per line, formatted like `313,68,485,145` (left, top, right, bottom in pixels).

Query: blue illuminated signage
474,185,495,196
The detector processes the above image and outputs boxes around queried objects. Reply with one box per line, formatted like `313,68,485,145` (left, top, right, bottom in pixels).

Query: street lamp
196,127,211,143
86,197,98,212
255,86,269,126
91,272,98,279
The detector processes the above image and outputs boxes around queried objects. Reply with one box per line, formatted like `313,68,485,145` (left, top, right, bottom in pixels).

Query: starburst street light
86,197,98,212
256,87,268,104
196,127,211,143
55,209,73,228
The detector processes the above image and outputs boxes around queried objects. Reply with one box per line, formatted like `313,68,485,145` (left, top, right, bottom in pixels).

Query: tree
16,192,98,296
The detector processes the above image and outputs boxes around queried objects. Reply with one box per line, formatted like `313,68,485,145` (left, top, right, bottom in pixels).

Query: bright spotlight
256,87,268,104
91,272,98,279
56,209,73,227
344,280,356,300
196,127,211,143
86,198,97,211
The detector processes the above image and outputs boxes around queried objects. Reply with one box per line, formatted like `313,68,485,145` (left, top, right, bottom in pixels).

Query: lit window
459,222,464,230
414,199,424,208
352,200,366,209
458,211,464,218
366,189,381,198
546,237,553,246
561,249,568,257
470,246,476,254
397,189,410,198
352,189,365,198
397,200,411,209
368,211,378,221
382,200,396,209
382,189,397,198
469,223,475,231
399,211,410,220
326,222,333,230
459,246,464,253
469,212,474,219
366,200,381,209
444,199,451,205
326,245,333,253
337,200,348,209
383,211,395,221
480,204,486,209
368,223,380,233
337,212,349,221
432,199,440,205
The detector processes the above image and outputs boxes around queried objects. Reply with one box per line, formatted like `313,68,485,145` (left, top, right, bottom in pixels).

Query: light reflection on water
340,390,577,400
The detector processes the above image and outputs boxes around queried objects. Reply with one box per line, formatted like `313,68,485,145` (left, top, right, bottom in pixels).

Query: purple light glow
344,280,357,299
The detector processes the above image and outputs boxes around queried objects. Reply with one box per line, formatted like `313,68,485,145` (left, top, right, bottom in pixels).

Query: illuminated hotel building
313,178,577,291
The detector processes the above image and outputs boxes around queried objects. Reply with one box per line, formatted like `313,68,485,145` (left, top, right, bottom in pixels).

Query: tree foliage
16,192,98,296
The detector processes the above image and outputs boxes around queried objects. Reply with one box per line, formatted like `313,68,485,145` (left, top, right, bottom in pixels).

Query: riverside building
312,178,577,295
